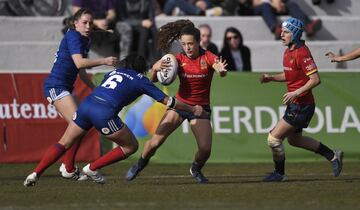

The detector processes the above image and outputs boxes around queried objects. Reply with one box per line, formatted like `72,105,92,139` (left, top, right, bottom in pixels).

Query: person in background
312,0,335,5
152,0,166,16
24,54,204,186
220,27,251,71
43,8,118,181
222,0,255,16
163,0,223,16
253,0,322,40
115,0,160,64
73,0,132,59
199,24,219,55
72,0,115,31
259,17,343,182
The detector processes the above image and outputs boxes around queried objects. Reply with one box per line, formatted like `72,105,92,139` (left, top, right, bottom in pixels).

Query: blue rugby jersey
91,68,167,112
44,29,91,90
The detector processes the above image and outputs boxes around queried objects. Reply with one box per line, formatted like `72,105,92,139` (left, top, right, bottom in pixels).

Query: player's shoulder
203,50,218,65
296,44,312,57
65,29,81,39
123,68,149,82
175,52,185,60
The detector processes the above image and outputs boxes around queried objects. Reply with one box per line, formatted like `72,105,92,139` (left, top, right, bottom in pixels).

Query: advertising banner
1,72,358,163
0,73,100,163
93,72,360,163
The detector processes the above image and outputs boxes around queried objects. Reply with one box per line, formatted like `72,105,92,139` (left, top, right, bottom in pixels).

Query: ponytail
158,19,194,53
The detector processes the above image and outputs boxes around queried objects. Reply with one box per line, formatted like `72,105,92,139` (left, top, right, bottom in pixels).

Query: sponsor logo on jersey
46,97,53,104
101,127,110,135
200,59,207,70
181,73,208,78
303,57,312,63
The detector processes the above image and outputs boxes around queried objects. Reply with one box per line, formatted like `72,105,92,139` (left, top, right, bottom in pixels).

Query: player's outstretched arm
72,54,118,69
260,73,286,83
326,48,360,62
161,96,204,117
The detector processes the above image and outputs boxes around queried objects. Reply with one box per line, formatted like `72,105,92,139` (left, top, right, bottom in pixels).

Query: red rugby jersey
175,50,218,105
283,44,317,104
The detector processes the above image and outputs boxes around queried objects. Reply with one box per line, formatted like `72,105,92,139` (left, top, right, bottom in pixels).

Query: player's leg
24,122,87,186
83,123,139,184
286,103,344,177
52,94,77,122
52,94,85,179
189,119,212,184
125,109,183,181
288,133,343,177
263,118,296,182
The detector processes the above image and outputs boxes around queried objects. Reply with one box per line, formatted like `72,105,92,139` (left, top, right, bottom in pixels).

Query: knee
267,133,284,156
125,140,139,156
116,22,132,34
132,140,139,153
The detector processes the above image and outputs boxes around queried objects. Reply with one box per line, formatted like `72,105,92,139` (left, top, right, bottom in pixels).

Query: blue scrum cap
282,17,304,42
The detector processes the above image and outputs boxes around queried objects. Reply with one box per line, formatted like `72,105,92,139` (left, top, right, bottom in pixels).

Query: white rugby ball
156,54,178,86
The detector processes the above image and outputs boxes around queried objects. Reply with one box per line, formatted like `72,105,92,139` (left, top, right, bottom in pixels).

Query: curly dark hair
157,19,195,53
118,54,147,74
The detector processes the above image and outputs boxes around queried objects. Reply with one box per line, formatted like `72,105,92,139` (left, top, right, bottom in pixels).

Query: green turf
1,162,360,210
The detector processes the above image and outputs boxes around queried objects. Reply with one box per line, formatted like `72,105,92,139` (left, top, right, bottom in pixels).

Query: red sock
34,143,66,175
62,139,82,172
90,147,126,171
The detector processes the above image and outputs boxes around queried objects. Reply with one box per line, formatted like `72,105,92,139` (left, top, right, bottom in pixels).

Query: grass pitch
1,162,360,210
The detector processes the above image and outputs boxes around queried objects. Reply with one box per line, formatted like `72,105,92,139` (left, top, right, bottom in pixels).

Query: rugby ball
156,54,178,86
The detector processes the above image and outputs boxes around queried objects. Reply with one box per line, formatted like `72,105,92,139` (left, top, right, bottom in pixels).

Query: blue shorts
283,103,315,133
73,96,124,135
43,86,73,104
173,105,211,121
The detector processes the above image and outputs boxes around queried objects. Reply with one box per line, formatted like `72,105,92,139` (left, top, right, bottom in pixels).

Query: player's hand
152,59,172,72
193,105,204,117
214,57,228,74
325,52,340,62
282,91,299,105
104,56,118,67
260,74,272,83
